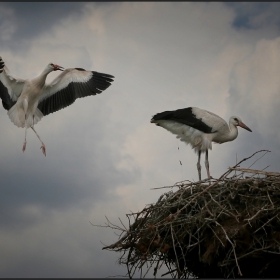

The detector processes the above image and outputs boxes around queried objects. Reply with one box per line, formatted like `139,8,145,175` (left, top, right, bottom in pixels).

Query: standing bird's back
151,107,229,153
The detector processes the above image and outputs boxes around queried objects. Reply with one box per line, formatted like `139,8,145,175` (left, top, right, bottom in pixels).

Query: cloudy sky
0,2,280,278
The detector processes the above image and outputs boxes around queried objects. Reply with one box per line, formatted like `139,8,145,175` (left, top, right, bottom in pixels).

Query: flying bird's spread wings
0,57,115,157
0,58,26,110
38,68,114,116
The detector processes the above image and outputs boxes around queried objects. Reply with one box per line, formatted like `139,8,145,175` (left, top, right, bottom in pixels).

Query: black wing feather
38,71,114,116
151,107,214,134
0,79,16,110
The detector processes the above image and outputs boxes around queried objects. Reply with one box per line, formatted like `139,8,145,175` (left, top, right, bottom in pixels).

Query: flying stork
151,107,252,180
0,56,114,156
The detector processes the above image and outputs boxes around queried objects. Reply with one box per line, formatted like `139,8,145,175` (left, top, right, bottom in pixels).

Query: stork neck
227,122,238,141
41,67,53,77
33,67,52,88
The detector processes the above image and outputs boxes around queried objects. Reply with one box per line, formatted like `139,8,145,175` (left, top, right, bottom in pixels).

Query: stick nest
101,150,280,278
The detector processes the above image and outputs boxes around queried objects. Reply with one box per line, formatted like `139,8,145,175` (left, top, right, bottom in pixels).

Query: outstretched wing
0,57,26,110
151,107,227,134
38,68,114,116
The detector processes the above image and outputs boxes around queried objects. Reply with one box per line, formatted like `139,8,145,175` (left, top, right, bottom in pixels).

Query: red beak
54,64,64,71
238,121,252,132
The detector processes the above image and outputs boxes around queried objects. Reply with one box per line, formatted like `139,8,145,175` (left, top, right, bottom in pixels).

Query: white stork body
151,107,252,180
0,57,114,156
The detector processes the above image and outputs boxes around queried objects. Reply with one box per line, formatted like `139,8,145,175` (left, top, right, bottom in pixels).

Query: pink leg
205,150,211,179
197,151,202,181
22,102,29,153
22,119,27,153
31,126,46,156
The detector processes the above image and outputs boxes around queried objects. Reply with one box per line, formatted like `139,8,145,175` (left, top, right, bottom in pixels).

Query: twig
161,268,178,277
170,224,182,278
244,207,265,222
253,214,278,234
267,191,274,208
229,167,279,177
247,150,271,169
215,221,242,276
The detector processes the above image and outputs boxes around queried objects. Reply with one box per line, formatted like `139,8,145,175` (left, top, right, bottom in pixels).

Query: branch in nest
230,167,280,177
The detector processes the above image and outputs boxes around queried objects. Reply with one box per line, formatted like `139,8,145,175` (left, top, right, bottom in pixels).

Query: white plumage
0,57,114,156
151,107,252,180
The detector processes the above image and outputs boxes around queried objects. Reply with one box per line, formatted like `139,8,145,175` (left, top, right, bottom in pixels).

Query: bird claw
40,143,46,156
22,141,27,153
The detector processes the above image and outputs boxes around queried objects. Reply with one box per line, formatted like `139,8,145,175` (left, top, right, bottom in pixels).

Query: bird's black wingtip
0,58,4,73
92,71,115,79
75,69,115,80
150,119,160,126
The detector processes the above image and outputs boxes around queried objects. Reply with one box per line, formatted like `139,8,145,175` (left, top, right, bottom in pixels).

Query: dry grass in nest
97,150,280,278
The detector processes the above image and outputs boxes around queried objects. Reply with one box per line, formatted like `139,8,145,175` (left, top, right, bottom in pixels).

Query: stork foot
40,143,46,157
22,141,27,153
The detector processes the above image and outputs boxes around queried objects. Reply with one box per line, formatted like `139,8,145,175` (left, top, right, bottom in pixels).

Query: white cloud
228,37,280,139
0,6,17,41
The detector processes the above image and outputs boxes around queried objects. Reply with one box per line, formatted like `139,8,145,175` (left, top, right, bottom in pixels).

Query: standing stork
0,56,114,156
151,107,252,180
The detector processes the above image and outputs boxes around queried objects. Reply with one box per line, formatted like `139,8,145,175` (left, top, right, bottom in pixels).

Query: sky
0,2,280,278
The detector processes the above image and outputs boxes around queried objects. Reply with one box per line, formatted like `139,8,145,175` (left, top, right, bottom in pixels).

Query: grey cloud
1,3,82,42
0,113,139,231
227,2,280,31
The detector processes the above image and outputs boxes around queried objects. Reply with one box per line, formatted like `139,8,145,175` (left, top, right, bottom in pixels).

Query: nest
101,150,280,278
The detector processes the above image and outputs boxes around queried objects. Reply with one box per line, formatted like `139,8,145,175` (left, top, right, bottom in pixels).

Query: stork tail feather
8,104,43,128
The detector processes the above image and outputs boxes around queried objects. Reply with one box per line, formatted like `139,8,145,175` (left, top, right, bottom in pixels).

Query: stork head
49,63,64,71
230,116,252,132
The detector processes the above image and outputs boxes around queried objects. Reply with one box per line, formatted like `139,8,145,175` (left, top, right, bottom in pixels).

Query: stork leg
197,151,202,181
22,99,28,153
205,150,211,179
31,116,46,156
31,126,46,156
22,126,27,153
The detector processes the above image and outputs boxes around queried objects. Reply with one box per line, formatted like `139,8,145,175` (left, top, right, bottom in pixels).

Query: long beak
54,64,64,71
238,121,252,132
